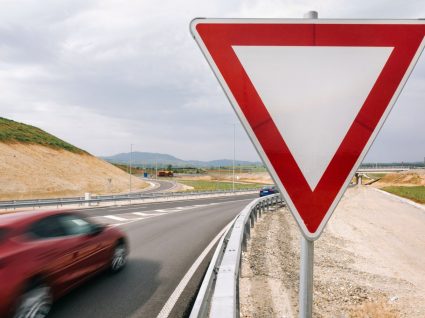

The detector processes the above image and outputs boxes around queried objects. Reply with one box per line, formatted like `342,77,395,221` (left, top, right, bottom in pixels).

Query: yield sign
191,19,425,240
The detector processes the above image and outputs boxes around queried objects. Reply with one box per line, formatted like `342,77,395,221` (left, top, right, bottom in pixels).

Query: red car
0,210,128,318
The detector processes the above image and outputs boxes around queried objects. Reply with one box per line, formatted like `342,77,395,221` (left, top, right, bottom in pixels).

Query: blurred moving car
259,185,279,197
0,210,128,318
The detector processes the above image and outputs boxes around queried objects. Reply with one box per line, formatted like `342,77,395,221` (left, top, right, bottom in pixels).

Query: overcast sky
0,0,424,163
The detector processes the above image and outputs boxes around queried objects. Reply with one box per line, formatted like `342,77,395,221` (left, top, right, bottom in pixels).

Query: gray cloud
0,0,424,163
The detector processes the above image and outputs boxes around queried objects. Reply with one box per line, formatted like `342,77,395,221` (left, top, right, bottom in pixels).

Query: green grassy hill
0,117,85,153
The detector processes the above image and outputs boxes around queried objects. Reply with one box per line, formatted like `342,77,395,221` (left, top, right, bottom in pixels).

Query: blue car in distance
259,185,279,197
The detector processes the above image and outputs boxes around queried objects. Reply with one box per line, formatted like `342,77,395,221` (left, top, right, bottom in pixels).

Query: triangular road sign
191,19,425,240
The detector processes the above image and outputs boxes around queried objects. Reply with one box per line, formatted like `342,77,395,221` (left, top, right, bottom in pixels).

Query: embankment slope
0,118,147,200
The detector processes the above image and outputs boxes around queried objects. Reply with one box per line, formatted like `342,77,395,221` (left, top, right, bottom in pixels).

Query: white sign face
191,19,425,240
233,45,393,190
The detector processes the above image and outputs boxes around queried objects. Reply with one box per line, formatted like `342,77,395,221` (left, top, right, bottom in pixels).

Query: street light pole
233,123,235,192
129,144,133,193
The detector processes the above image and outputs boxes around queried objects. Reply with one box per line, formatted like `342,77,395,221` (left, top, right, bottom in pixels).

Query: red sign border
191,19,425,240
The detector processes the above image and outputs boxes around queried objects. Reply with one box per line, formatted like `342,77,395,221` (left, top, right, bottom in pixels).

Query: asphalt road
49,193,256,318
142,179,176,193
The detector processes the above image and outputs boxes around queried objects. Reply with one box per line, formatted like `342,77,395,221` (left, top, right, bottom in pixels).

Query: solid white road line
149,219,235,318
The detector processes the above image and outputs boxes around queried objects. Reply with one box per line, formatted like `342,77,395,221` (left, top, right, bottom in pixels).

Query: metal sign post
299,12,317,318
299,237,314,317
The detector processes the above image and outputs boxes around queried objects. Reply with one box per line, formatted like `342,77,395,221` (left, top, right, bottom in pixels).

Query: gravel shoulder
240,186,425,317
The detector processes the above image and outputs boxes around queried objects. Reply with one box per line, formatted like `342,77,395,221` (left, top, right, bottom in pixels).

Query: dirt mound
374,169,425,187
0,143,148,200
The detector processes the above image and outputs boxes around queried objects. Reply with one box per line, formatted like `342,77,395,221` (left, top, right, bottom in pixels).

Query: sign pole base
299,236,314,318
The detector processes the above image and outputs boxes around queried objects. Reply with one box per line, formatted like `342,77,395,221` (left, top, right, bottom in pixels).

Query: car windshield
0,228,8,244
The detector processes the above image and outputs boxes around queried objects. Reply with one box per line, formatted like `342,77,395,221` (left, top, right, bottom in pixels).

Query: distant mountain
101,152,262,168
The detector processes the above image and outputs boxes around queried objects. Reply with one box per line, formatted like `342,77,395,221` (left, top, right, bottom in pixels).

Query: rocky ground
240,186,425,317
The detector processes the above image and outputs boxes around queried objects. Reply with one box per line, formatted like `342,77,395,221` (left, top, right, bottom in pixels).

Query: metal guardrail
0,189,259,210
190,193,284,318
358,165,419,170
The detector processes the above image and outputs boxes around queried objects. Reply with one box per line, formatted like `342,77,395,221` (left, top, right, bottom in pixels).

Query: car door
57,214,110,281
26,215,83,295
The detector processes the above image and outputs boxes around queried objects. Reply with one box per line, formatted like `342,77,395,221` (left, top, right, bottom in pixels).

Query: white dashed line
103,215,128,221
132,212,153,216
110,223,126,228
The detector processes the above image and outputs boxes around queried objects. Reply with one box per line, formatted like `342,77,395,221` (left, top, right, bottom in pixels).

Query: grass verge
381,186,425,204
178,180,266,191
0,117,84,153
366,173,387,180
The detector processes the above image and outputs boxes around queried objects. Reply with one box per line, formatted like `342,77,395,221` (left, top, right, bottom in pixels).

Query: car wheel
14,283,52,318
110,242,127,273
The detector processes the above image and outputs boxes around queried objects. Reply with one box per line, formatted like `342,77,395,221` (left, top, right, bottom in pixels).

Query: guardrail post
85,193,91,207
250,212,255,227
258,205,262,218
242,228,247,252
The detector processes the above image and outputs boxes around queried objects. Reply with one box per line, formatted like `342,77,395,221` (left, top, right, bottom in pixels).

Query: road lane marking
110,223,126,227
132,212,153,216
89,197,255,227
149,218,236,318
73,195,255,214
103,215,128,221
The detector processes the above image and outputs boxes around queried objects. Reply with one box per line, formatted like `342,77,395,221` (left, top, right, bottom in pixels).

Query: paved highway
142,179,177,193
49,193,256,318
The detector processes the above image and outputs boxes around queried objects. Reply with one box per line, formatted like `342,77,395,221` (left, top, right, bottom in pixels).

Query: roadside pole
130,144,133,193
299,237,314,317
299,10,318,318
233,123,235,192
